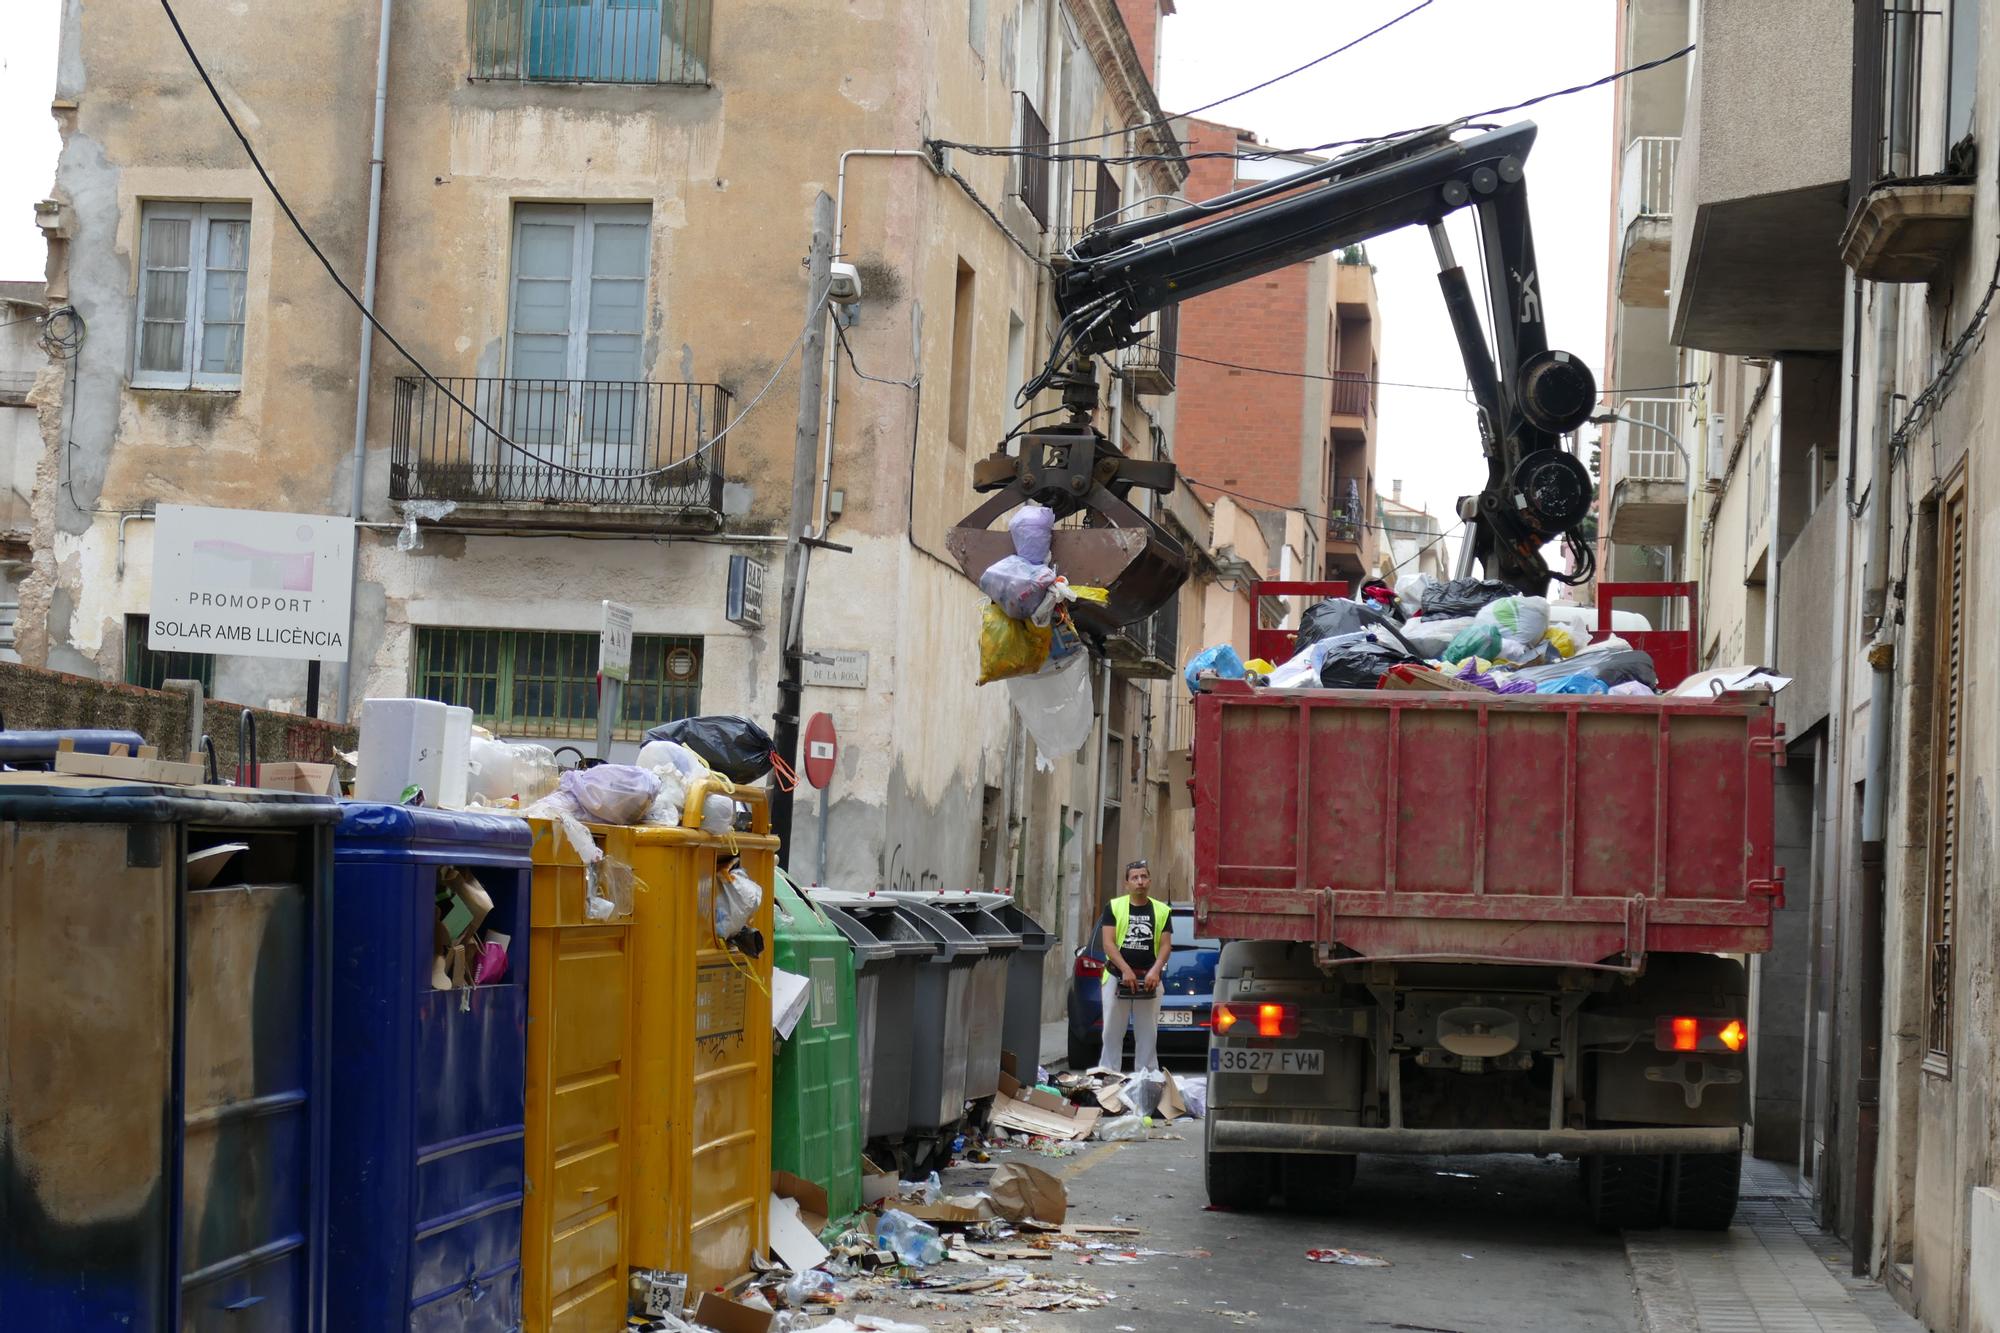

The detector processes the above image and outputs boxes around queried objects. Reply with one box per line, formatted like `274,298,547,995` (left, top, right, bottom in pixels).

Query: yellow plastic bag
978,603,1053,685
1069,585,1111,605
1245,658,1277,676
1544,627,1578,659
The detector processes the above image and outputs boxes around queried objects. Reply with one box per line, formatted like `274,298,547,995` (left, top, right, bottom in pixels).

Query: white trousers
1099,977,1161,1073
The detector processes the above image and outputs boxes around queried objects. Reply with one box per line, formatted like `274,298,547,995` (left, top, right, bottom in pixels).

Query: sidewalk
1627,1158,1922,1333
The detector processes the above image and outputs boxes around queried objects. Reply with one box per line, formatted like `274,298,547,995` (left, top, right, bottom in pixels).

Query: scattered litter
1306,1247,1392,1267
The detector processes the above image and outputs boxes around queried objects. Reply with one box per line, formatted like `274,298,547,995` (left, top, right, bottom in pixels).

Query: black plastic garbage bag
1299,598,1422,656
644,715,776,783
1318,635,1419,689
1508,648,1659,690
1419,577,1517,619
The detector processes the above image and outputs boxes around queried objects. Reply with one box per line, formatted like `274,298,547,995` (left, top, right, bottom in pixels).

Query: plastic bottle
875,1209,946,1266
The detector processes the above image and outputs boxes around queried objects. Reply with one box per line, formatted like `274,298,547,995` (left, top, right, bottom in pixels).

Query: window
412,626,701,741
470,0,712,85
1947,0,1980,160
968,0,987,55
134,202,249,389
1004,312,1027,430
507,203,652,465
947,260,976,449
125,615,215,693
1925,476,1967,1067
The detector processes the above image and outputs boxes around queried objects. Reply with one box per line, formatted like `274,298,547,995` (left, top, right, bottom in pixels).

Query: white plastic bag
637,738,707,780
701,792,737,833
1094,1114,1147,1142
1476,594,1550,644
640,765,688,826
1007,503,1055,564
1005,652,1095,769
979,554,1061,621
1121,1069,1166,1118
715,867,762,938
585,857,637,920
559,765,660,824
1672,665,1794,697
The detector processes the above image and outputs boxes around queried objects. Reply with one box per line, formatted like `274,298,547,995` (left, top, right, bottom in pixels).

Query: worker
1098,859,1172,1072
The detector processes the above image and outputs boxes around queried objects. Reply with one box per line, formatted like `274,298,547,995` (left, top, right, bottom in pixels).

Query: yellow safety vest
1108,894,1170,955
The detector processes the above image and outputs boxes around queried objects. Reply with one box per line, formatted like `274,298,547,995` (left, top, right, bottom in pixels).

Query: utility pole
771,190,834,869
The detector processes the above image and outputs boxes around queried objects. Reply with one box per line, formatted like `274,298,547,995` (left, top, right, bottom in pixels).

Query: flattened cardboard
767,1191,829,1272
772,1171,829,1233
990,1094,1100,1141
691,1291,776,1333
861,1154,896,1207
987,1161,1066,1224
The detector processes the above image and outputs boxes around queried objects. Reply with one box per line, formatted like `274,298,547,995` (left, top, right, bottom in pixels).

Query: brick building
1171,117,1383,583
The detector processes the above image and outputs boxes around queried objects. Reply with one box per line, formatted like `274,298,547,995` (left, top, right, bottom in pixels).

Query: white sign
803,649,869,690
148,505,354,662
600,600,634,682
808,740,836,761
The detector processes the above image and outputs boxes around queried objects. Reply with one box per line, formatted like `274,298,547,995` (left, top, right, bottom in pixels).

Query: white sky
1158,0,1615,570
0,0,1613,563
0,0,62,282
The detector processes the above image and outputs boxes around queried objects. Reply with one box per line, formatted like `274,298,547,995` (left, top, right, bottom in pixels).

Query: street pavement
825,1065,1922,1333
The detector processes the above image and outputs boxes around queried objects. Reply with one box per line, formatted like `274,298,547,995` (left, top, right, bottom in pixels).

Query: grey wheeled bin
887,898,988,1136
903,892,1021,1103
810,891,937,1143
988,900,1055,1078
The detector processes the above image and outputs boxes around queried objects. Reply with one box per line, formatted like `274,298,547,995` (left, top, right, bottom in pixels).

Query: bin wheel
1665,1150,1742,1230
1282,1153,1358,1213
1585,1153,1666,1232
1204,1117,1276,1211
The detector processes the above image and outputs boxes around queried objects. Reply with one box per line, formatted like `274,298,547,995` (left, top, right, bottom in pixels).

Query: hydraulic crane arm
948,120,1599,629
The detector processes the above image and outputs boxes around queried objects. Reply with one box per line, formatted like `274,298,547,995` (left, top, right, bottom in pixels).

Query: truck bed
1191,680,1783,968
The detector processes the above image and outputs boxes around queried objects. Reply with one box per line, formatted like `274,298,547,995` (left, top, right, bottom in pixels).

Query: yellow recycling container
523,816,636,1333
617,779,777,1300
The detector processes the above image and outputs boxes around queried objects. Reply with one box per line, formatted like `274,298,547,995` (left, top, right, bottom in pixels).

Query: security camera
827,261,863,305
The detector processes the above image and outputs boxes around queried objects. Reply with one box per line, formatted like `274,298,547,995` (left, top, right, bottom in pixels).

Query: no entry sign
803,712,838,789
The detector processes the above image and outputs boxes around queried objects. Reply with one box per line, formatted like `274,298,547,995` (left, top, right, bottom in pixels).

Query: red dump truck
1195,583,1783,1229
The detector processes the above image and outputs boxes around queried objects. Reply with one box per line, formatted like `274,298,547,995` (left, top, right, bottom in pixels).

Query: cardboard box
258,761,338,795
690,1291,775,1333
769,1171,831,1271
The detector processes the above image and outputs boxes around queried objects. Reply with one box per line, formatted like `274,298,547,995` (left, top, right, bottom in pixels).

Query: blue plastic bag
1185,643,1247,695
1538,673,1611,695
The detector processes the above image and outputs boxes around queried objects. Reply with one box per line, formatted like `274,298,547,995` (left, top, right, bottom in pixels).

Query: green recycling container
771,871,862,1220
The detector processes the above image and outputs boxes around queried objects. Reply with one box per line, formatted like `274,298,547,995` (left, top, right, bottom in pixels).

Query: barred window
412,626,702,741
125,615,215,693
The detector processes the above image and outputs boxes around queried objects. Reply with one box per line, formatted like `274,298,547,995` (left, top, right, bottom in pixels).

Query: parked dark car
1065,906,1219,1069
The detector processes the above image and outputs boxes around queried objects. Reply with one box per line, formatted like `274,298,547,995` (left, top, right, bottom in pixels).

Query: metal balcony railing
1611,396,1688,485
1617,136,1679,236
391,376,730,513
469,0,712,85
1013,92,1052,229
1330,369,1371,418
1126,302,1177,393
1063,161,1122,246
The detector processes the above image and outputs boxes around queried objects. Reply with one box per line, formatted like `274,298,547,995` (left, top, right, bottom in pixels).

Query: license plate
1210,1046,1325,1076
1157,1009,1196,1027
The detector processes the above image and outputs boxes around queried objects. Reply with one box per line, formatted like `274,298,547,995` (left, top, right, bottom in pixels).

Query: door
507,204,652,498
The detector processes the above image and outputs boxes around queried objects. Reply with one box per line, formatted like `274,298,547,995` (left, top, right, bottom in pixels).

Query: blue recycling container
328,803,533,1332
0,778,340,1330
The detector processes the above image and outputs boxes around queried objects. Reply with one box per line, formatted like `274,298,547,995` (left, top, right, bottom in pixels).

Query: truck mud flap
1209,1123,1742,1156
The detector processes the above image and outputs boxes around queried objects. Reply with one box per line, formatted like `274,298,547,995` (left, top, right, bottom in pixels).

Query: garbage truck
940,113,1782,1229
1192,602,1782,1229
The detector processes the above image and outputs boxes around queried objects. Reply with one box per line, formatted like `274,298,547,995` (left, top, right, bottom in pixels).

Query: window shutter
1927,480,1967,1063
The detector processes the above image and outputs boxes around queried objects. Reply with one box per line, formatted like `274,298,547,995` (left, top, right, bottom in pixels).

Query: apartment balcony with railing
1604,395,1689,545
390,376,731,531
1126,303,1177,395
1105,592,1178,680
469,0,712,84
1329,369,1371,425
1616,135,1677,308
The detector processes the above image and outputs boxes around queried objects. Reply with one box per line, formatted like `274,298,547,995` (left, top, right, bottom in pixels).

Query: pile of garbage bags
1186,578,1674,698
972,503,1107,766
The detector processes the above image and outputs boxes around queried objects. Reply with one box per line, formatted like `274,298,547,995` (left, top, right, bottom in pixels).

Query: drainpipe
817,148,936,538
334,0,396,724
1851,0,1915,1274
1089,658,1112,938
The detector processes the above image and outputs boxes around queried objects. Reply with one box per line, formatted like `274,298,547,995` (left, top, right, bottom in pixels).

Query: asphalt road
829,1073,1644,1333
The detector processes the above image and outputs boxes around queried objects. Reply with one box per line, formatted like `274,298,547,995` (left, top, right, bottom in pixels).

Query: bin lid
812,898,937,959
0,775,343,827
887,897,988,962
987,901,1055,949
884,890,1020,954
814,902,898,962
334,800,534,865
772,871,843,944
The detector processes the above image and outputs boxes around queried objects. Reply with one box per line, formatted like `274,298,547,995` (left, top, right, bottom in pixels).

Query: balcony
1063,161,1123,248
1670,0,1850,354
1604,396,1689,545
1011,92,1052,231
469,0,712,85
1616,136,1677,308
1105,595,1177,680
1329,369,1371,438
1127,303,1177,395
391,376,730,531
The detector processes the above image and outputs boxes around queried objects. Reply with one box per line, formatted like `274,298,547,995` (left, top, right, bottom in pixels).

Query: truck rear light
1656,1016,1748,1054
1075,953,1104,980
1212,1003,1297,1038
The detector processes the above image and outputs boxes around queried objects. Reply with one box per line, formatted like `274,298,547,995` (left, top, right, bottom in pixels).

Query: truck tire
1282,1153,1358,1213
1585,1153,1665,1231
1665,1150,1742,1230
1204,1119,1276,1211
